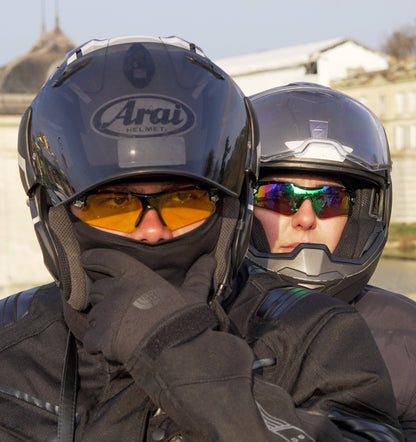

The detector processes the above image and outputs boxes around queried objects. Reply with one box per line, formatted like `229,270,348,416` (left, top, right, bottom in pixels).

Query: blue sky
1,0,415,66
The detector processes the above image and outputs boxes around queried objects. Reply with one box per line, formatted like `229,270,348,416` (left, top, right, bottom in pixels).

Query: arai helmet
18,36,258,308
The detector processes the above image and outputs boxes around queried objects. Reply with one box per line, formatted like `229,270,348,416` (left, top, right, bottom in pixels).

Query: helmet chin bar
246,241,384,303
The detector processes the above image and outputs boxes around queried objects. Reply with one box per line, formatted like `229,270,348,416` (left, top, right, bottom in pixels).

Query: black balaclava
70,211,221,288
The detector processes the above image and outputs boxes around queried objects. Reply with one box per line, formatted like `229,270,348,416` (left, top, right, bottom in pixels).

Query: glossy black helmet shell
19,36,258,205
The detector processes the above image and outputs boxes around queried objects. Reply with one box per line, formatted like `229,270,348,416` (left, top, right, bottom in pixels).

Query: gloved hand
81,248,218,363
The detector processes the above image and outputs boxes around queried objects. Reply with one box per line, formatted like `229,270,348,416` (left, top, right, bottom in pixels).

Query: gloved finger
81,248,148,280
86,279,115,306
83,307,108,354
83,249,172,306
181,254,216,298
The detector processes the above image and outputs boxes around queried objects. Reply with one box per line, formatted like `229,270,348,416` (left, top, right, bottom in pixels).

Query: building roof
215,37,376,77
0,24,74,94
332,57,416,88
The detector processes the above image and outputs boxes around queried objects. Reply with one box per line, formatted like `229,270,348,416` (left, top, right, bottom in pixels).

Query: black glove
81,248,218,363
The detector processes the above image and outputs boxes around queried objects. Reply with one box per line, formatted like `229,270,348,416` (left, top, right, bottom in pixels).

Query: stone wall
390,156,416,224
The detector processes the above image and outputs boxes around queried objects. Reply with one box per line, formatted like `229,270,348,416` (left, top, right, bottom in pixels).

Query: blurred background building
332,59,416,223
216,38,390,94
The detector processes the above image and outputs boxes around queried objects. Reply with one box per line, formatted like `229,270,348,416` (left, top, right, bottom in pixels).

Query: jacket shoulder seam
0,287,41,329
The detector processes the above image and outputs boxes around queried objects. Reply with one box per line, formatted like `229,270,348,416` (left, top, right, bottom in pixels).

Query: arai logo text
92,95,196,138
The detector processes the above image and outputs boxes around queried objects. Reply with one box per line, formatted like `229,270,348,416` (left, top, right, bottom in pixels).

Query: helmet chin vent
297,282,326,291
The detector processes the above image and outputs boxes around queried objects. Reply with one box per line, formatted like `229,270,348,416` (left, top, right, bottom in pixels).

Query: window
395,125,405,150
408,91,416,113
395,92,405,114
410,125,416,149
378,95,385,116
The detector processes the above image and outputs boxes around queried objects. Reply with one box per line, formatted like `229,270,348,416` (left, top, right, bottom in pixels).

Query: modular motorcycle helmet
18,36,258,309
247,82,391,302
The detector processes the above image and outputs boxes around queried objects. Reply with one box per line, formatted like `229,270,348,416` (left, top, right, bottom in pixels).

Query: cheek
254,208,287,247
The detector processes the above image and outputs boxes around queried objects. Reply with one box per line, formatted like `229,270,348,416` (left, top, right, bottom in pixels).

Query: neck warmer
71,212,221,287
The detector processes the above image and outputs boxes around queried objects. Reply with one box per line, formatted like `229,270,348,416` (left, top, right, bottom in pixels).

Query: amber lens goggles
74,188,219,233
253,182,352,219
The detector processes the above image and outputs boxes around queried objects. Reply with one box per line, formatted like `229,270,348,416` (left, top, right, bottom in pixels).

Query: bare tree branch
381,20,416,59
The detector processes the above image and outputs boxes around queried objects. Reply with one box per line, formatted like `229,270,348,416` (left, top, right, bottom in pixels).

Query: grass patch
386,223,416,255
388,223,416,240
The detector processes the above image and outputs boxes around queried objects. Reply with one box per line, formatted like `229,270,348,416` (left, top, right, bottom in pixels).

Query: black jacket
0,271,403,441
354,285,416,440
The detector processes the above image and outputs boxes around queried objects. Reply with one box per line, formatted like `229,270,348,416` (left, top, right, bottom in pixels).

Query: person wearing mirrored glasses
247,82,416,440
0,39,404,441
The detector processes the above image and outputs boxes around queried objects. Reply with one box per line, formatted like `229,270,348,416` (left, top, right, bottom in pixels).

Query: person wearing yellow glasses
71,183,219,241
0,38,403,440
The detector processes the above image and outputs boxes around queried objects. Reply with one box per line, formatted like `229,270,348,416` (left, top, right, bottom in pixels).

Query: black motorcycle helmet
247,82,392,302
18,36,259,309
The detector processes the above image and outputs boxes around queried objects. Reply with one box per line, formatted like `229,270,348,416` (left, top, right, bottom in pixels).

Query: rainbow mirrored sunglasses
73,187,219,233
253,181,353,219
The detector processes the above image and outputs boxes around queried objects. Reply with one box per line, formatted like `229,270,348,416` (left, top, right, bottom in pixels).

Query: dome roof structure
0,23,74,94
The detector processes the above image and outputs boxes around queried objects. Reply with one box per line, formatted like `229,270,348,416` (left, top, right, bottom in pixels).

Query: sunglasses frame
72,186,220,232
253,181,354,219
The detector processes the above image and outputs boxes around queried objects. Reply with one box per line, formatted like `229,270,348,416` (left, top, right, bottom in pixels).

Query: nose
128,208,173,242
291,198,317,230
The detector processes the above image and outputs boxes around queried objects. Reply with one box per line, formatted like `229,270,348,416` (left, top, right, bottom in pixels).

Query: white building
332,60,416,224
215,38,389,95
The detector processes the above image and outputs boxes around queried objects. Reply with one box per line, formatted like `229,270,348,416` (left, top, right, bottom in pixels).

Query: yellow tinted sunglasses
73,188,219,233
